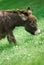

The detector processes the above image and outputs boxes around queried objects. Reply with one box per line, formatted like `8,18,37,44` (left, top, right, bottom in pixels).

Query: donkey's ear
27,7,31,10
18,10,28,16
15,9,28,16
23,12,28,16
27,7,32,15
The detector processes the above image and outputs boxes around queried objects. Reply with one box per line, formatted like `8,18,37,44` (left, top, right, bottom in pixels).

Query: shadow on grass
0,43,16,52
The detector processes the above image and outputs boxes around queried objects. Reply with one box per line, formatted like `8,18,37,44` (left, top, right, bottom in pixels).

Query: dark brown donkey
0,7,40,44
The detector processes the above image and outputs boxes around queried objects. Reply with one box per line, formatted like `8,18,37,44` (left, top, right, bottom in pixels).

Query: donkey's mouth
34,28,40,35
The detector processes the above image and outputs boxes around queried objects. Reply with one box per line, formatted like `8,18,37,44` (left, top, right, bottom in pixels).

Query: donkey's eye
30,21,34,25
30,21,35,27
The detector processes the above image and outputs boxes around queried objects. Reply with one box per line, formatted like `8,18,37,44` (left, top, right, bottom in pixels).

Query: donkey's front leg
7,31,16,45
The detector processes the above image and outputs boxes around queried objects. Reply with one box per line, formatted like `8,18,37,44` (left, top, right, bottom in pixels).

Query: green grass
0,0,44,65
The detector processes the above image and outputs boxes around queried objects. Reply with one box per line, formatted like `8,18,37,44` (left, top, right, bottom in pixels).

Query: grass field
0,0,44,65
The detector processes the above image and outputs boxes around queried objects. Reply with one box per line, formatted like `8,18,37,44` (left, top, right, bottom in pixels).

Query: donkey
0,7,40,44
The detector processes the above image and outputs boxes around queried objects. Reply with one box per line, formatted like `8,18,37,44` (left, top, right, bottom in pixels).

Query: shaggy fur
0,7,38,44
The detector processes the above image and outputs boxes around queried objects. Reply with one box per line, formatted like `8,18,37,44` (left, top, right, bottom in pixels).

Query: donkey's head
21,7,40,35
